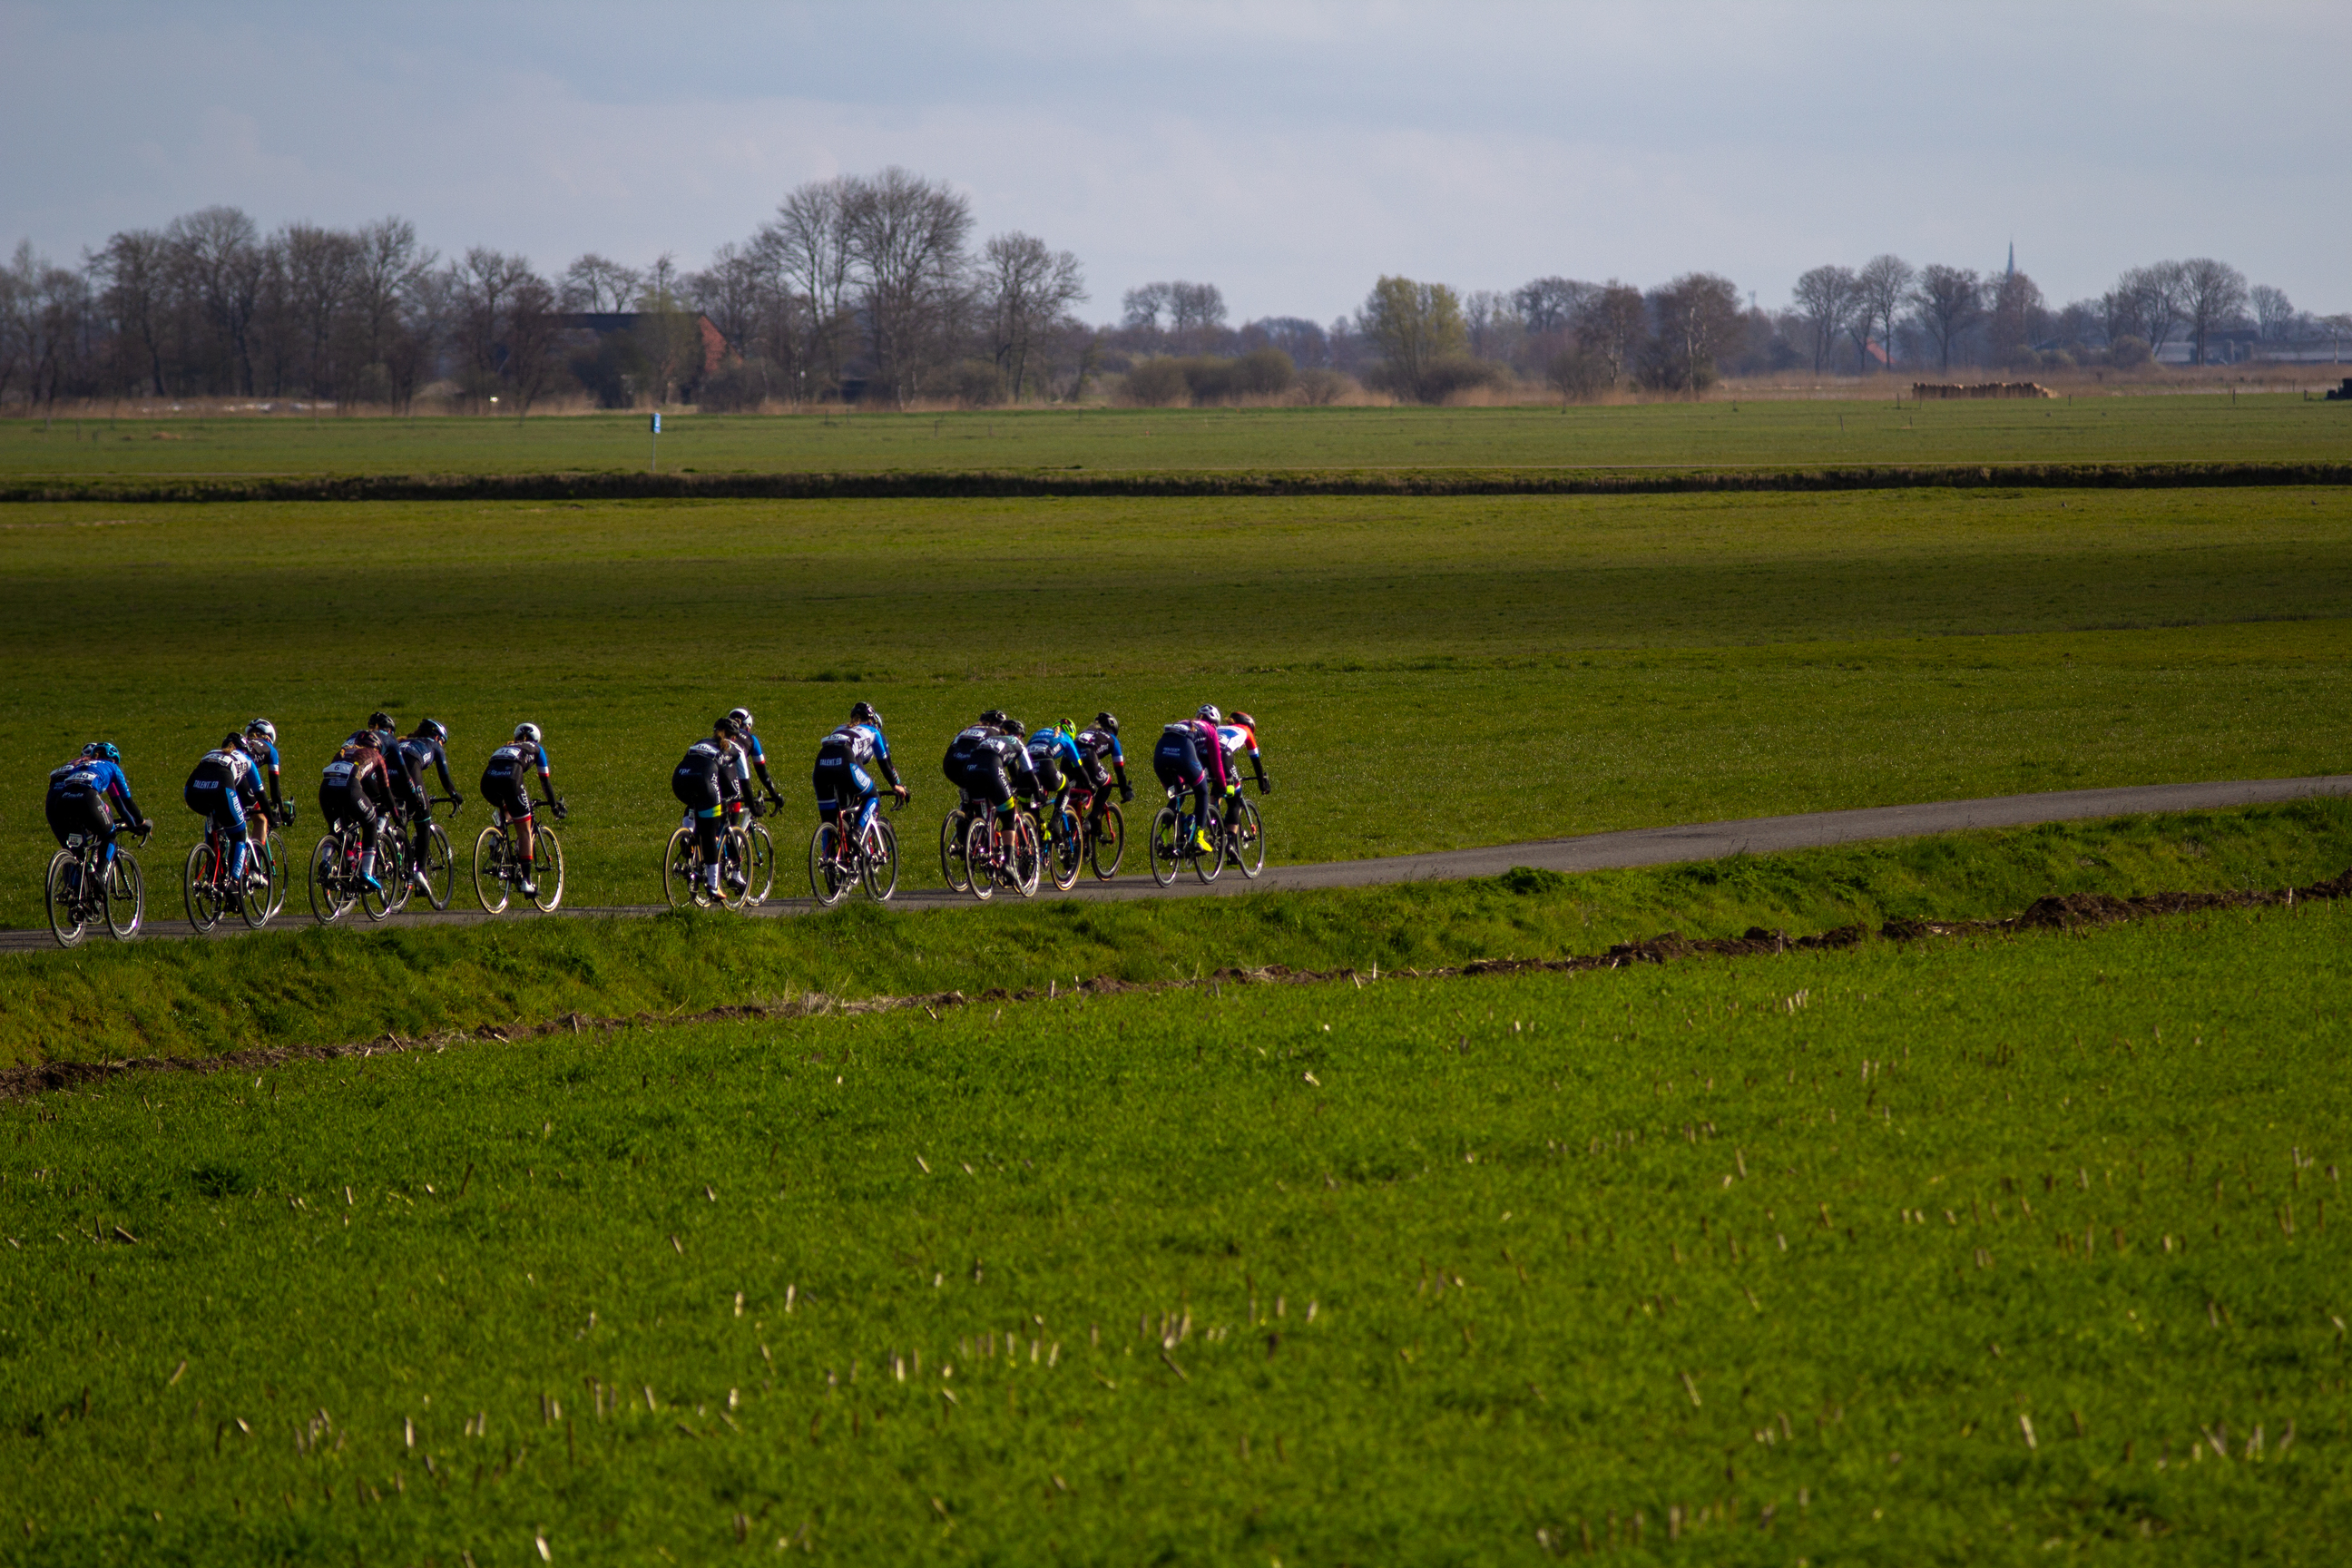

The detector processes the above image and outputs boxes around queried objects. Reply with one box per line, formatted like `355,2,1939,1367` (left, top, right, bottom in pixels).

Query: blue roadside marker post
650,411,662,474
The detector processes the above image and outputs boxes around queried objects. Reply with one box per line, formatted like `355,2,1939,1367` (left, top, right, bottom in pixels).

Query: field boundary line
6,460,2352,505
6,866,2343,1100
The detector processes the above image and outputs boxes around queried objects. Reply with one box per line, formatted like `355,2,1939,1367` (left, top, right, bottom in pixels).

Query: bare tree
89,229,172,395
561,253,641,313
1573,281,1648,386
843,167,974,404
1853,254,1914,373
1514,276,1596,338
757,177,858,397
449,247,535,407
1907,264,1984,372
348,218,435,409
1122,282,1172,331
1985,270,2046,368
505,273,564,416
1464,289,1523,362
1644,272,1743,393
1167,281,1226,352
2250,284,2298,344
2110,262,2187,360
978,231,1085,400
167,205,265,394
1789,264,1858,375
280,223,358,401
2178,258,2249,365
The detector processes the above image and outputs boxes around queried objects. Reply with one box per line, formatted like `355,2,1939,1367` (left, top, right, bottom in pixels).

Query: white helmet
244,718,277,745
1196,704,1221,724
514,722,543,745
727,706,754,730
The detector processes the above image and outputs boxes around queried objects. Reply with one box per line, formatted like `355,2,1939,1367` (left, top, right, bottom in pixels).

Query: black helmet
220,732,245,752
1095,711,1119,736
998,715,1024,737
368,710,394,731
414,718,448,743
979,708,1007,728
850,701,879,726
1231,710,1256,730
714,715,740,739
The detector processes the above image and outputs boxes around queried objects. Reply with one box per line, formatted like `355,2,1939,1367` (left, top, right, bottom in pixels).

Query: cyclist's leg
219,796,250,881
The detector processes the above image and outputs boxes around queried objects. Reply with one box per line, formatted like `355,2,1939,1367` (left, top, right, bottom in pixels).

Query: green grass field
5,397,2349,479
5,900,2347,1563
4,485,2348,928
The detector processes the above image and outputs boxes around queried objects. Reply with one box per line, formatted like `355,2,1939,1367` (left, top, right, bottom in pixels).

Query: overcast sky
4,1,2343,323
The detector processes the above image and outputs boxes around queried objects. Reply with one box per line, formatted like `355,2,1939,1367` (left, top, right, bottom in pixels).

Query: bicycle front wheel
1193,812,1225,885
104,851,145,939
1048,808,1082,891
1148,807,1181,887
963,815,996,902
808,821,851,906
414,823,453,911
861,818,900,902
184,841,223,933
1009,813,1043,898
529,828,564,911
262,835,289,919
238,838,274,931
379,831,413,915
474,826,510,913
1228,796,1266,879
745,823,775,905
45,852,86,949
939,808,972,893
1089,803,1126,881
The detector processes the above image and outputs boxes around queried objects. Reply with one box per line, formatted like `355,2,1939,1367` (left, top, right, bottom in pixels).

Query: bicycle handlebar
430,794,464,816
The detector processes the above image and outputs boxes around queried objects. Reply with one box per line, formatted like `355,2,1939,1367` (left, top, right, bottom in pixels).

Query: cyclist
242,719,294,853
1073,713,1135,809
391,719,461,893
1024,719,1085,820
184,733,265,901
950,711,1034,857
726,708,784,813
1214,710,1272,801
481,723,563,898
44,741,148,888
814,701,907,838
672,716,749,903
318,730,396,895
941,710,1006,800
1152,705,1230,854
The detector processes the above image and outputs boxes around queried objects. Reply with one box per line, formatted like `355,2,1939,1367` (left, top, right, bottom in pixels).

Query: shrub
1545,348,1613,404
695,357,779,412
1122,358,1190,407
1295,368,1352,406
1233,348,1296,397
2108,335,2151,368
951,359,1007,407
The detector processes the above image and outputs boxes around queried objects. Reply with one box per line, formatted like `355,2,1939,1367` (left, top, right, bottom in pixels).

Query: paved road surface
8,773,2345,954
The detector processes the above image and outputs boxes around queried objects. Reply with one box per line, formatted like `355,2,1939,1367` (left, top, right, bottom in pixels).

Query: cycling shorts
813,757,875,814
484,773,534,821
965,755,1014,809
45,787,111,849
185,776,248,833
1152,731,1204,786
318,781,377,831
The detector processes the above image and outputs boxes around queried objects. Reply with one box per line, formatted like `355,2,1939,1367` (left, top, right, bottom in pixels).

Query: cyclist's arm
534,746,557,807
432,744,457,797
874,733,904,790
263,747,286,810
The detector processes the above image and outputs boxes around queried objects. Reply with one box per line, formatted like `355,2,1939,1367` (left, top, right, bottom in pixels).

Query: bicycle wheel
380,830,413,915
808,821,851,906
474,826,510,913
1047,807,1083,891
1009,813,1044,898
659,827,694,907
745,822,776,905
1227,796,1266,879
45,852,86,949
184,840,223,933
260,835,289,919
1148,806,1181,887
358,838,394,922
861,817,900,902
963,815,996,902
240,838,277,930
1089,803,1126,880
1193,809,1225,885
416,823,454,911
309,836,350,924
939,808,972,893
104,851,145,939
529,828,564,911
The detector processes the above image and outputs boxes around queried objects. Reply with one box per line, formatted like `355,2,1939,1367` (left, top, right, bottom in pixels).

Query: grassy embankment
3,486,2348,928
5,795,2347,1069
3,396,2349,479
5,899,2347,1563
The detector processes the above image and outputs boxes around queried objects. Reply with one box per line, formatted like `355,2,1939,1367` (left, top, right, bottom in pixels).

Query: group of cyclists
38,698,1270,927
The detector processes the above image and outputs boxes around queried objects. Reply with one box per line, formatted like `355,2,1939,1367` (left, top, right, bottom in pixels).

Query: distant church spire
2006,241,2016,279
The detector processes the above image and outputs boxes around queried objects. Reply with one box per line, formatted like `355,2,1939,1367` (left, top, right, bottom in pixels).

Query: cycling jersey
394,736,456,805
318,746,393,850
1073,726,1129,794
184,747,259,825
815,720,900,818
481,741,552,819
45,757,141,853
731,730,777,798
671,739,741,816
1152,720,1227,825
1024,728,1083,800
941,725,995,790
1214,720,1266,789
249,737,285,814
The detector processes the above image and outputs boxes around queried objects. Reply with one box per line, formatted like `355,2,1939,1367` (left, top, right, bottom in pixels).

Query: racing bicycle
308,814,395,925
963,807,1042,901
475,799,566,914
809,797,902,906
44,822,149,948
1063,779,1127,882
184,816,285,933
1149,785,1226,887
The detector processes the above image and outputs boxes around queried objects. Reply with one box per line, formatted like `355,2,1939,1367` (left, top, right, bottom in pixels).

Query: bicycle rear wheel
45,851,87,948
240,838,277,930
1047,808,1082,890
662,827,699,908
529,828,564,911
104,851,145,939
1227,796,1266,878
808,821,851,906
939,808,972,893
1148,806,1181,887
359,839,394,921
1193,811,1224,885
184,841,223,933
862,818,900,902
1089,803,1125,880
379,831,413,915
1009,813,1043,898
474,826,510,913
963,815,996,901
262,835,289,919
309,836,350,924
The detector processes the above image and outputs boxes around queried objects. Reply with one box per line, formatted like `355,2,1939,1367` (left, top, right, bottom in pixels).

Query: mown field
3,484,2348,928
5,900,2347,1563
4,396,2349,479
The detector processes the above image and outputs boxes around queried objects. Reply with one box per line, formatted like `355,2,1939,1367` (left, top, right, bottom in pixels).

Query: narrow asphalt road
8,773,2345,954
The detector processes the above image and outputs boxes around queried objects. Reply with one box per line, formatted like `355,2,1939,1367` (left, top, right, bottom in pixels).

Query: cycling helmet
80,741,102,758
514,722,543,745
714,716,740,739
1095,711,1119,736
1056,718,1077,738
368,710,395,732
1231,710,1256,729
979,708,1008,729
727,706,754,730
849,701,879,726
1196,704,1221,724
413,718,448,744
220,732,244,752
998,715,1024,737
244,718,277,746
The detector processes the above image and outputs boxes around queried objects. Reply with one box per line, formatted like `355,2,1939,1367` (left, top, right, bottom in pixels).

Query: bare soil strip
7,867,2342,1102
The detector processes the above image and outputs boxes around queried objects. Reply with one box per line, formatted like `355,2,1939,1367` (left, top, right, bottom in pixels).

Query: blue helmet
87,741,122,764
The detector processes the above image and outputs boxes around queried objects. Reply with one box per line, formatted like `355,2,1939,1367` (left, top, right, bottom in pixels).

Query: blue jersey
52,757,132,808
1027,727,1083,772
